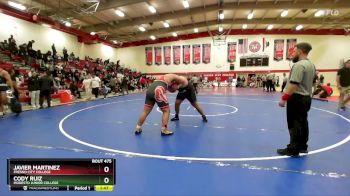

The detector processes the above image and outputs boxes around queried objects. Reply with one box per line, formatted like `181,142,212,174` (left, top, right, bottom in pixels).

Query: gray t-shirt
287,59,315,96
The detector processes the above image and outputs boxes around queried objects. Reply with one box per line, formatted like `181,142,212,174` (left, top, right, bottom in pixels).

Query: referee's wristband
281,93,291,101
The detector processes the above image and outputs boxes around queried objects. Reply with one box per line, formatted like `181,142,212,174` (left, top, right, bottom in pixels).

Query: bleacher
0,46,142,108
0,50,73,104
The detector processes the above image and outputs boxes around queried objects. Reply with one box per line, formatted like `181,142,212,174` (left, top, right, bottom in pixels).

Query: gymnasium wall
115,34,350,84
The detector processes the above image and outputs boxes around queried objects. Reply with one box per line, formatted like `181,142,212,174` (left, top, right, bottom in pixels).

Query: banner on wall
145,47,153,65
193,44,201,64
227,42,237,63
173,45,181,65
163,46,171,65
183,45,190,64
238,38,248,54
274,39,284,61
286,39,297,61
202,44,211,64
154,47,162,65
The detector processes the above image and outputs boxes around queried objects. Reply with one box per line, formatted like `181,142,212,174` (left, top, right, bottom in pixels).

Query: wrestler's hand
279,100,286,107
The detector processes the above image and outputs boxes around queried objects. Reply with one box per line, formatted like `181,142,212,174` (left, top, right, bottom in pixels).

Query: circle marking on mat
59,98,350,162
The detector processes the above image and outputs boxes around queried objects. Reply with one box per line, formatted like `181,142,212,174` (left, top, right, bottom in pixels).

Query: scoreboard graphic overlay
8,158,115,191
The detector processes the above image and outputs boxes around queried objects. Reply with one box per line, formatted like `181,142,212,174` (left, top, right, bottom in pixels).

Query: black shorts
145,81,169,110
0,84,8,92
176,83,197,103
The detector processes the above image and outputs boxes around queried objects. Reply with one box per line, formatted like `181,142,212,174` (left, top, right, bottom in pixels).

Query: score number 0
103,166,110,184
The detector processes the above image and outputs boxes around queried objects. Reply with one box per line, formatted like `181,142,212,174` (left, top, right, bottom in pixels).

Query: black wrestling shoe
202,116,208,122
277,148,299,157
161,130,174,136
299,149,308,153
339,107,346,112
171,116,179,121
299,148,308,153
135,128,142,135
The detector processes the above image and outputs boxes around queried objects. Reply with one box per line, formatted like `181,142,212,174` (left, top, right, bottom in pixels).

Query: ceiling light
281,10,288,17
150,35,156,40
115,10,125,17
219,26,223,32
183,0,189,8
296,25,303,30
267,24,273,30
194,28,199,33
163,22,170,28
65,22,71,27
219,10,224,20
242,24,248,29
314,10,325,17
90,32,96,35
172,32,178,37
138,26,146,32
148,5,156,13
8,1,26,10
247,12,254,20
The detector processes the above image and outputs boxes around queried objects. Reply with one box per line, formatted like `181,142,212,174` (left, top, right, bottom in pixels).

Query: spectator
91,73,101,98
281,73,288,92
27,47,37,66
108,76,117,94
313,82,333,98
27,40,34,51
320,74,325,84
8,37,18,57
8,35,14,45
68,52,75,62
39,71,53,109
102,83,110,99
69,81,81,99
140,76,147,90
52,44,57,56
28,71,40,109
261,74,267,90
52,44,57,64
37,50,43,67
0,40,9,50
266,73,273,92
336,59,350,111
313,71,320,90
276,75,280,87
63,47,68,64
18,43,27,58
191,75,199,94
82,74,92,100
121,76,129,95
241,76,246,86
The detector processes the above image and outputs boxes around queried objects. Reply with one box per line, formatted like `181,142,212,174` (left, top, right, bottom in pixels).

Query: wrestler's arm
2,71,14,91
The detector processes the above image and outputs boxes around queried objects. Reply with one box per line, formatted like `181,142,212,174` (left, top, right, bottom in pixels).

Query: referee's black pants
286,94,311,153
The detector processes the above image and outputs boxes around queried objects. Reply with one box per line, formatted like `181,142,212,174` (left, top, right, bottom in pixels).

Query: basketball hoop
213,34,227,46
210,30,227,47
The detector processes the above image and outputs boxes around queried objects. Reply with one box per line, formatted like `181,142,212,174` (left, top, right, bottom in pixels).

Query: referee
278,42,315,157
